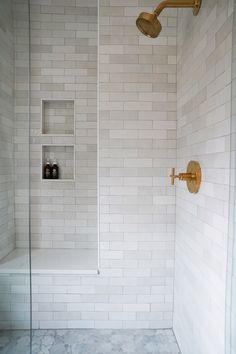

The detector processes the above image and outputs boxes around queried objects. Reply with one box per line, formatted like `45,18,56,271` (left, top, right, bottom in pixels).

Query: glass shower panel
0,0,31,353
227,0,236,353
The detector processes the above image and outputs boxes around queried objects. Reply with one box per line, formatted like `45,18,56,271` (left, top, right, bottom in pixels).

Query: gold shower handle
170,161,202,193
170,168,179,185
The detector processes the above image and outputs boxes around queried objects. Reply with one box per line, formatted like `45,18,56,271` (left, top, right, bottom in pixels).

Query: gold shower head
136,0,202,38
136,12,162,38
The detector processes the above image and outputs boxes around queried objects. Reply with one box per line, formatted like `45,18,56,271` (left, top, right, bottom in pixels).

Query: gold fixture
136,0,202,38
170,161,202,193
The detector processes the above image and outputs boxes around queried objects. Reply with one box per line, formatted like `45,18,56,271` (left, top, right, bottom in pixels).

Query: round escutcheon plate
187,161,201,193
192,0,202,16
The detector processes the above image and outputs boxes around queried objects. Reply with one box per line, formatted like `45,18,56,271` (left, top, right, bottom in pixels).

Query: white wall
15,0,98,250
3,0,234,341
0,0,15,261
14,0,30,253
0,0,178,331
0,0,31,331
29,0,177,329
173,1,233,354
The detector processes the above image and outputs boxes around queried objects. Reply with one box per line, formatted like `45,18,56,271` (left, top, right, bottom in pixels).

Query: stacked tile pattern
173,1,233,354
0,0,15,261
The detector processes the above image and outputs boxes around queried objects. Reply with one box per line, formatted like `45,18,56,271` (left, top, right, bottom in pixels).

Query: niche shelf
42,145,75,181
41,99,75,136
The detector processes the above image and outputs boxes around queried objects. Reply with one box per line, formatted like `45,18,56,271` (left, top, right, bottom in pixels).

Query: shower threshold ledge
0,248,98,275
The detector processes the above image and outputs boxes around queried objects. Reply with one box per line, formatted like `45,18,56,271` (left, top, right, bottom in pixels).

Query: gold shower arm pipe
154,0,198,16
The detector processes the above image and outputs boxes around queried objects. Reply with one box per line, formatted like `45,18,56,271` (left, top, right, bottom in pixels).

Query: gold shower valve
170,161,202,193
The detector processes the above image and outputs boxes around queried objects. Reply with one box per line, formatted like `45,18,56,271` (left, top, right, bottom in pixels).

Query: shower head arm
154,0,198,16
136,0,201,38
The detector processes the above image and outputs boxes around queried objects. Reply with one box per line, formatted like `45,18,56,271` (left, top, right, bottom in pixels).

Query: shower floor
0,329,181,354
0,248,98,274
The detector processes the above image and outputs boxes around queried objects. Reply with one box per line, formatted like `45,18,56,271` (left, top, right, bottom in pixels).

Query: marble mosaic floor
0,329,181,354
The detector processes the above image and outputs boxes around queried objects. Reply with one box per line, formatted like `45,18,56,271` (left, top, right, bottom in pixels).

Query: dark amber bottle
52,159,59,179
43,159,52,179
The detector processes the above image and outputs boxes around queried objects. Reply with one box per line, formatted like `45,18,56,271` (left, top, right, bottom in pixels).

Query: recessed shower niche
42,145,75,181
42,99,75,136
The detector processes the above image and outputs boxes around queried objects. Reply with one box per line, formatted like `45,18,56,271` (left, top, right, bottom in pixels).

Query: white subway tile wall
3,0,233,343
0,0,176,328
173,1,233,354
0,273,30,330
0,0,31,330
14,0,30,251
0,0,15,261
18,0,98,250
7,0,177,330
